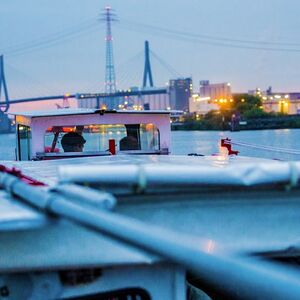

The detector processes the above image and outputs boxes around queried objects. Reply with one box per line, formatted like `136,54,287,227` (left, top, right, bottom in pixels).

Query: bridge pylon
0,55,10,112
142,41,154,88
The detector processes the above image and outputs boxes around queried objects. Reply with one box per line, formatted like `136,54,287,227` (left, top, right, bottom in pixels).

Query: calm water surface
1,129,300,161
172,129,300,160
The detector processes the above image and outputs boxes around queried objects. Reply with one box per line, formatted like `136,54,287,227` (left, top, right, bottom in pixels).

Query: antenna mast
102,6,117,94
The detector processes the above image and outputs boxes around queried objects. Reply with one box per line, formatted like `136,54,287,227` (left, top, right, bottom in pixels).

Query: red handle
109,139,116,155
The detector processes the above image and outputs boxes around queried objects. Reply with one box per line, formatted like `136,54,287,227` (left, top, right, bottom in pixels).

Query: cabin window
44,124,160,153
17,125,32,161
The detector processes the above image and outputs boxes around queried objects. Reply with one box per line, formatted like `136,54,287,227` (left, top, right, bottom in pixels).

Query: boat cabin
11,109,171,161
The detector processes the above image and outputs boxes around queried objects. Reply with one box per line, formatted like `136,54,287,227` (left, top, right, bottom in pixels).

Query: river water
172,129,300,160
1,129,300,161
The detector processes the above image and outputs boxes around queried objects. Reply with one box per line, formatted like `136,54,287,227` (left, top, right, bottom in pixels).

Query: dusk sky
1,0,300,101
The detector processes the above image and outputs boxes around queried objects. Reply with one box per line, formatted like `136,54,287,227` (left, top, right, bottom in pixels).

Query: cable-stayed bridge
0,6,184,118
1,88,168,105
0,40,176,112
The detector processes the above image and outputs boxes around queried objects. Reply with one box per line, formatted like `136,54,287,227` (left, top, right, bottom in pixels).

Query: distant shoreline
172,127,300,132
172,115,300,131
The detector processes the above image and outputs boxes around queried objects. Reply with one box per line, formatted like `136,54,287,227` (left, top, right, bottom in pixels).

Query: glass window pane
140,123,160,151
44,124,160,153
18,125,31,161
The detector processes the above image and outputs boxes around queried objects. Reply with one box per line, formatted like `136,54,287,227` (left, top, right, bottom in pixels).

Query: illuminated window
18,125,32,161
44,124,160,153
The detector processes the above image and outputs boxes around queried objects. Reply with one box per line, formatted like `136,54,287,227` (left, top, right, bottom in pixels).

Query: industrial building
262,93,300,115
189,81,232,114
199,81,232,101
169,78,192,111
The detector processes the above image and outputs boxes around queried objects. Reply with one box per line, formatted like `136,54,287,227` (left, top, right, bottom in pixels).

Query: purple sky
1,0,300,101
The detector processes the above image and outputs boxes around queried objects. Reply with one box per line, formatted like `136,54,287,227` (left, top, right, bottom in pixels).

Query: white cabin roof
10,108,171,118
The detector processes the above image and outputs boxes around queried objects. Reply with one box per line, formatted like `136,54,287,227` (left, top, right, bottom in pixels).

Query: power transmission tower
101,6,117,94
142,41,154,88
0,55,10,112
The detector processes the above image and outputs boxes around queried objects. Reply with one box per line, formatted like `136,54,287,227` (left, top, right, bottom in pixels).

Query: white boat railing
58,161,300,190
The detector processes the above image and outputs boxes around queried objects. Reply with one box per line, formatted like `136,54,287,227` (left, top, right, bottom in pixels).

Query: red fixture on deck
0,165,46,186
109,139,116,155
221,138,239,156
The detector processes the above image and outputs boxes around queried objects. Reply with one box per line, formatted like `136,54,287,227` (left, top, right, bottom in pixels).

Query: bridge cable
119,19,300,47
2,20,101,57
116,51,144,89
6,63,56,97
149,50,182,78
116,21,300,53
